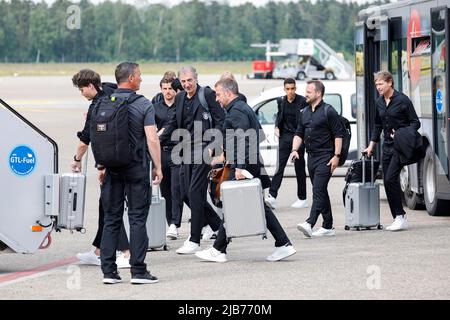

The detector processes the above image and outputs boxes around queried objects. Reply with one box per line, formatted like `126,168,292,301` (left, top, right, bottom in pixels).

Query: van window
255,98,278,125
323,94,342,115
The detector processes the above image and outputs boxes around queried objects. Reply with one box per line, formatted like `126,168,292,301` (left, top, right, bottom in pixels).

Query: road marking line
0,256,78,285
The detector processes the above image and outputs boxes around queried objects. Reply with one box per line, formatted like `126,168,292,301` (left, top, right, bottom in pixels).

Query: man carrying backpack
266,78,308,210
92,62,163,285
289,80,344,238
160,66,224,255
70,69,131,269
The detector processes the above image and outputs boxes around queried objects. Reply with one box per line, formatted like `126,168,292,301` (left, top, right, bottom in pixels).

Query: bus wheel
423,145,450,216
400,166,424,210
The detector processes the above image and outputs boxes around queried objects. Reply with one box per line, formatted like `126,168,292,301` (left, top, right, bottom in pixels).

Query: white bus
355,0,450,215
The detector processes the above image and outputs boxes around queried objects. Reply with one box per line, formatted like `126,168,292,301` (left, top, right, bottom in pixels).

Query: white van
249,80,357,176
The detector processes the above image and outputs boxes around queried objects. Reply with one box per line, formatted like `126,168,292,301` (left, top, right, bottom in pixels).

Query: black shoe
130,271,159,284
103,271,122,284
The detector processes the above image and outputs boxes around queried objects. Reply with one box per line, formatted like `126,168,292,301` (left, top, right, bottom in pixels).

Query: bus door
431,6,450,188
355,16,389,158
356,15,403,156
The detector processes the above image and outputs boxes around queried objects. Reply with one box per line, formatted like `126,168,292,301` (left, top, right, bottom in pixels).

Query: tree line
0,0,385,63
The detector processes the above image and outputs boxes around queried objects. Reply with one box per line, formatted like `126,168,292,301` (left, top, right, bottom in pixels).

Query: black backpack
324,104,351,166
90,93,143,168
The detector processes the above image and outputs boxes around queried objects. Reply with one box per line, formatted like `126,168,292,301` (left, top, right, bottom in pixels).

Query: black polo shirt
276,94,307,135
154,100,175,131
295,100,344,154
371,90,421,143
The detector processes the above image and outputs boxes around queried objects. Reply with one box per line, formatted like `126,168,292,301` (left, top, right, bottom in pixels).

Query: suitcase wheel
355,226,361,231
377,224,383,230
163,244,169,251
344,226,350,231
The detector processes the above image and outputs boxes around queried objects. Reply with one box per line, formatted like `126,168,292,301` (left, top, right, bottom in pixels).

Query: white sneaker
266,244,296,262
265,194,277,209
291,199,309,209
115,252,131,269
166,224,179,240
386,215,408,231
312,227,336,237
76,249,101,266
201,225,217,240
195,247,227,263
297,222,312,238
176,238,200,254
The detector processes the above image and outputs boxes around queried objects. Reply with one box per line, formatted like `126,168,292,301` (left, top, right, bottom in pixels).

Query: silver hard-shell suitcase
57,153,88,232
344,154,382,231
57,173,87,233
124,185,168,251
220,178,267,240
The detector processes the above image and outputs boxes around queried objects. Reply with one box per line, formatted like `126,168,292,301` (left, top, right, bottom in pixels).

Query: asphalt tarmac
1,75,449,300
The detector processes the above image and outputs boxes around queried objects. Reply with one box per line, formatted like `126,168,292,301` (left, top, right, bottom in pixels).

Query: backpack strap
126,93,144,104
198,86,213,128
121,93,147,167
275,96,286,128
176,91,187,125
324,104,331,127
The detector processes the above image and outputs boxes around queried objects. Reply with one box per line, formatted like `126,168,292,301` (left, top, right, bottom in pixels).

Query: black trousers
100,168,150,276
169,164,183,227
180,163,221,244
382,143,406,218
160,148,184,227
213,203,290,254
306,153,333,229
92,197,129,251
269,134,307,200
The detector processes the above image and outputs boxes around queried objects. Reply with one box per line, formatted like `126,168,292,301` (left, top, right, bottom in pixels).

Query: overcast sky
36,0,385,7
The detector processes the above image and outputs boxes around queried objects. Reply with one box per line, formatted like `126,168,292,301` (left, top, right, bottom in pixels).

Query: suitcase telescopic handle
82,150,89,175
361,151,375,186
148,160,162,201
361,152,366,184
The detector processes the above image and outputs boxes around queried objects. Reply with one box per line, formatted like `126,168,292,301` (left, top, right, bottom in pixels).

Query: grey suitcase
57,153,88,233
220,178,267,240
124,185,168,251
57,172,87,233
344,154,382,231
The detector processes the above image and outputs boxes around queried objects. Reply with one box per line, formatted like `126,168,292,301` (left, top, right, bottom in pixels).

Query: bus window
390,39,402,91
351,93,357,119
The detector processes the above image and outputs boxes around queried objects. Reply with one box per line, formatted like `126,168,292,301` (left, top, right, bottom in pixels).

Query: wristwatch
334,154,341,158
73,155,81,162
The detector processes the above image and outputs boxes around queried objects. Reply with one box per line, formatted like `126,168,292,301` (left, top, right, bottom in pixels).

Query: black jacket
393,126,425,165
371,90,420,143
223,98,271,189
159,85,225,150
